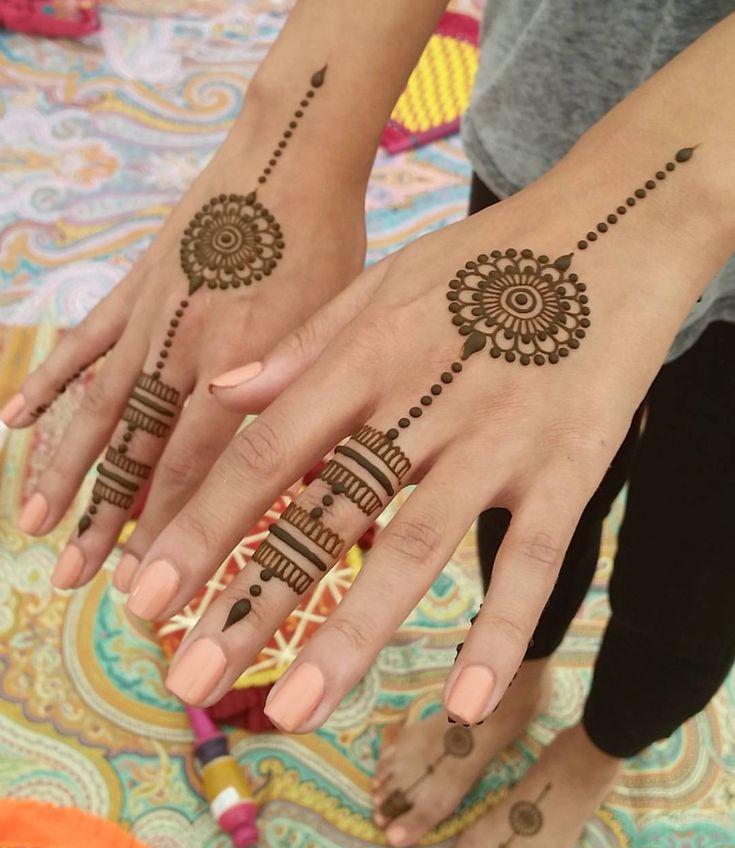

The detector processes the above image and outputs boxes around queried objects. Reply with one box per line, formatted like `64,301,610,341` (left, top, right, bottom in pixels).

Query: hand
6,70,366,592
124,139,722,727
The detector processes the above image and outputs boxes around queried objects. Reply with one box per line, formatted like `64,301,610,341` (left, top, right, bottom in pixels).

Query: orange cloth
0,800,148,848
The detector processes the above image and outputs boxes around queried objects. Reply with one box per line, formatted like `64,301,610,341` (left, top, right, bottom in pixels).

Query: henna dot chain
79,67,327,539
221,144,696,632
30,344,114,420
379,725,474,823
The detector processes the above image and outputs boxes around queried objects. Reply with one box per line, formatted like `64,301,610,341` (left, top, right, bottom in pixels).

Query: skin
6,0,449,587
132,7,735,724
8,5,735,844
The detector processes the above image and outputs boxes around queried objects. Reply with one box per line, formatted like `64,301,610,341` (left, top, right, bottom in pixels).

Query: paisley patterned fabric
0,2,733,846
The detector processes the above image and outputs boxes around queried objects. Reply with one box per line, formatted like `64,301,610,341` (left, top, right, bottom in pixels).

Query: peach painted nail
127,559,179,620
51,545,85,589
18,493,49,535
445,665,496,724
264,662,325,732
209,361,263,391
0,393,26,425
165,638,227,703
113,552,140,593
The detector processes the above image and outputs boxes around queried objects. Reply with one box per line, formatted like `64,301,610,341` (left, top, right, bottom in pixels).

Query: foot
373,658,552,847
456,723,622,848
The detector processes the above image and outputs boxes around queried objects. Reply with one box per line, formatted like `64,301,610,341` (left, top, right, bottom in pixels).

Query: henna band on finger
77,67,328,537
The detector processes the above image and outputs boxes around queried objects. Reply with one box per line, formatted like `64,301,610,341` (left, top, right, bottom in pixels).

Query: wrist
228,71,374,198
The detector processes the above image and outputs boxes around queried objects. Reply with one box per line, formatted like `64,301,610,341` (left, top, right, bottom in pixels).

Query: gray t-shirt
462,0,735,361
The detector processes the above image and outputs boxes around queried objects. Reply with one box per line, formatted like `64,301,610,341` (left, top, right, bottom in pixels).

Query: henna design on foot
499,783,552,846
380,726,474,824
78,68,328,537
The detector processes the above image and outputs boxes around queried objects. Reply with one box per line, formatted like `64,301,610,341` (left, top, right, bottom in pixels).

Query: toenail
386,825,408,845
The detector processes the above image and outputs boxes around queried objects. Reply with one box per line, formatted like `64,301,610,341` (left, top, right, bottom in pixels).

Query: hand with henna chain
136,60,735,723
3,0,451,593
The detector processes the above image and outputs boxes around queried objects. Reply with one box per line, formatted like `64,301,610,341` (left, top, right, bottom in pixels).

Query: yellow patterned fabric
382,12,479,152
1,3,734,847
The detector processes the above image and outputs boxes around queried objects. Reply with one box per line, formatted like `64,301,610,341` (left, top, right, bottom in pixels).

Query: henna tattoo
281,503,343,557
123,373,181,437
30,345,114,420
180,193,284,293
380,726,474,824
448,251,588,365
251,541,313,595
319,459,383,516
78,67,328,537
499,783,552,846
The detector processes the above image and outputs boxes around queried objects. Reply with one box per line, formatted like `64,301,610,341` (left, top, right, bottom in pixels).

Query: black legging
470,175,735,758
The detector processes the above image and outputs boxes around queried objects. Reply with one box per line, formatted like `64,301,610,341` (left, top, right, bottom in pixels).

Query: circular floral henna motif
444,725,474,757
447,249,590,365
180,192,284,294
509,799,544,835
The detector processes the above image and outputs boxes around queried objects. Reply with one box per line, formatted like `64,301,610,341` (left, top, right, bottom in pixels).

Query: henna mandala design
498,783,552,846
221,140,696,629
380,724,476,823
444,725,474,757
77,67,328,538
509,800,544,836
180,193,284,294
448,250,590,366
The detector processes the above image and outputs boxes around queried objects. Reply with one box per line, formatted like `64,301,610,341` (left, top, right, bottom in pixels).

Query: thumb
209,261,386,414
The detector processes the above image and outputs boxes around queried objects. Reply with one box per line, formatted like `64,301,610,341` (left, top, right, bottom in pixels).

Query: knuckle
229,419,284,478
382,517,442,565
79,377,111,416
157,445,208,491
483,610,528,651
328,614,371,654
177,506,216,555
518,528,563,570
283,319,320,362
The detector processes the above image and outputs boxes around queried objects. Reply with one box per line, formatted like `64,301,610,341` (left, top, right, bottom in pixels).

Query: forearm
228,0,449,192
537,11,735,316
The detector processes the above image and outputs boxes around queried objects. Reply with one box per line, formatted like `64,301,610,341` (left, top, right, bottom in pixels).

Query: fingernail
113,552,140,593
51,545,85,589
165,638,227,703
209,361,263,391
0,393,26,426
386,825,408,846
127,559,179,620
446,665,496,724
18,493,49,535
264,662,325,732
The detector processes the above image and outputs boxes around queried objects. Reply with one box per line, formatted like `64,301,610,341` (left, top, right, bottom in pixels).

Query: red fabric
0,0,100,38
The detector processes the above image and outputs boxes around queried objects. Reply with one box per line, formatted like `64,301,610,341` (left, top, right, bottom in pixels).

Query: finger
53,357,196,590
127,330,379,624
260,457,489,733
18,324,149,537
1,277,135,427
159,414,420,706
442,480,586,724
113,384,244,591
209,262,385,414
